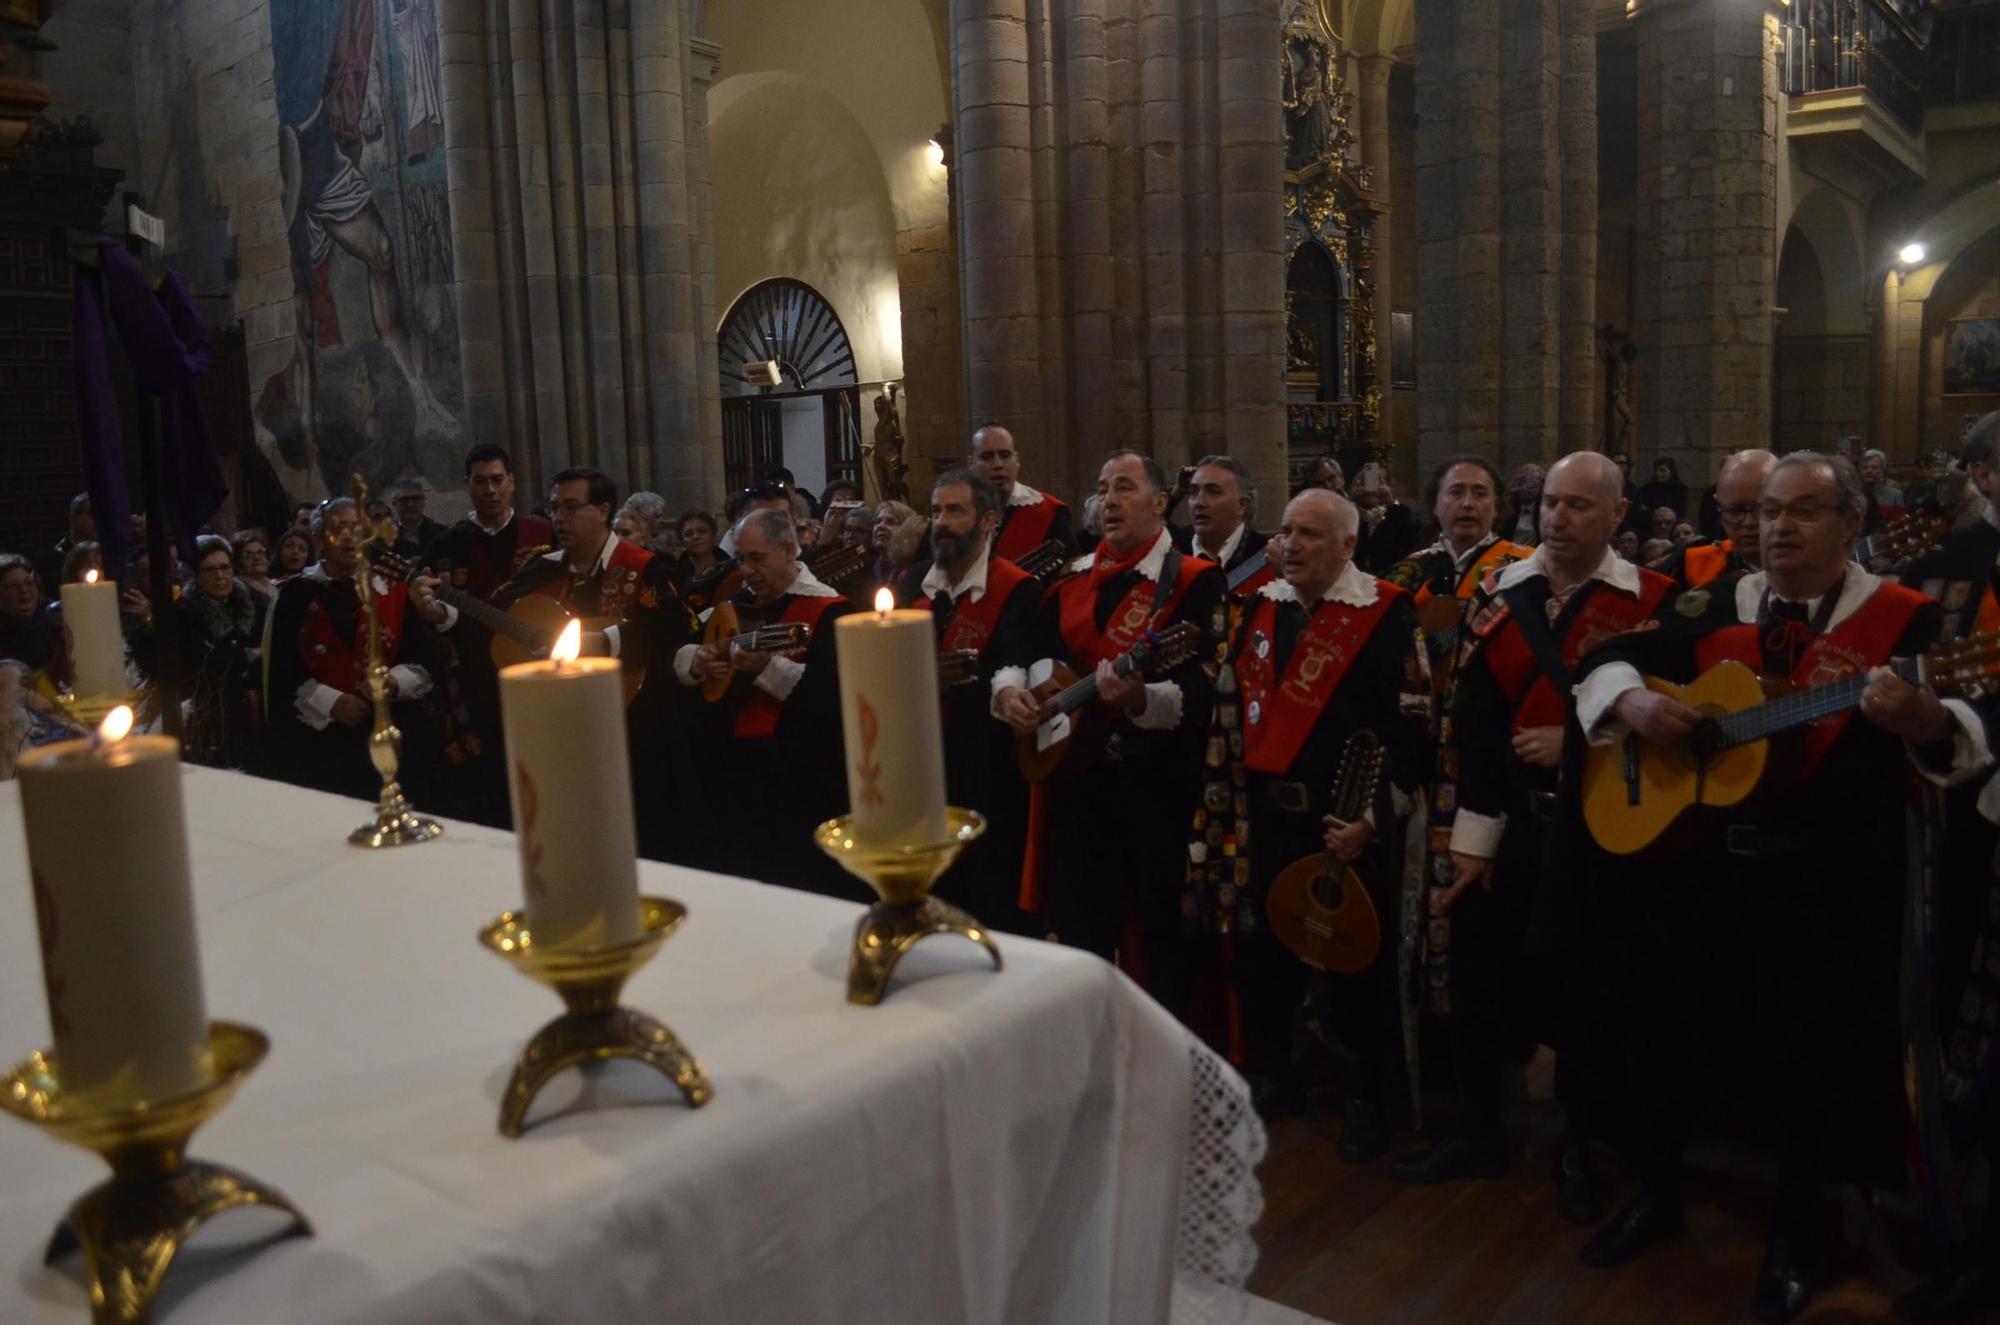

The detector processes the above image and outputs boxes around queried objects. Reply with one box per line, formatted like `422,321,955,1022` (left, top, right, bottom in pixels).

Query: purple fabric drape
71,240,229,567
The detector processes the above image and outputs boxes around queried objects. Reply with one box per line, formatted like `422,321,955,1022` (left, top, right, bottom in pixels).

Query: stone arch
1777,224,1829,337
710,72,901,386
1773,209,1868,452
1781,187,1866,336
1348,0,1416,56
1895,177,2000,302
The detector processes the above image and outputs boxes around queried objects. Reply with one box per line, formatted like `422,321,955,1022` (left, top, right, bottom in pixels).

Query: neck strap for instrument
1497,582,1577,693
1151,546,1183,625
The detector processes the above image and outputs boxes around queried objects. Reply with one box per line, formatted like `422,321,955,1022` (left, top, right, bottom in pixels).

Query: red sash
1681,540,1735,589
1479,569,1674,731
914,557,1030,658
994,493,1066,564
733,592,845,740
1693,582,1927,775
1233,585,1404,775
1055,552,1211,670
301,578,408,693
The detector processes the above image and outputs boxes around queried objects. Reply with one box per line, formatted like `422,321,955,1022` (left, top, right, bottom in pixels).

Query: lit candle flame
83,568,99,585
97,705,134,744
873,587,894,617
551,618,583,665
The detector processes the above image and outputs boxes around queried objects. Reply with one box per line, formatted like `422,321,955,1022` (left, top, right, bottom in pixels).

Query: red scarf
1086,535,1155,591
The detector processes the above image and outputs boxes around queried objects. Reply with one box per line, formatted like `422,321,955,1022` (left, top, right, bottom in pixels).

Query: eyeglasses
1756,500,1840,523
1718,504,1759,523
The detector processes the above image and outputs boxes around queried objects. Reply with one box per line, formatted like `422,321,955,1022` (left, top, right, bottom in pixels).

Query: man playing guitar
994,450,1225,1010
1225,488,1428,1141
1567,453,1987,1320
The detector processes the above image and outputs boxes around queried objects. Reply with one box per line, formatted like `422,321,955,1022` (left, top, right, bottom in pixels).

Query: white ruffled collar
1256,558,1379,607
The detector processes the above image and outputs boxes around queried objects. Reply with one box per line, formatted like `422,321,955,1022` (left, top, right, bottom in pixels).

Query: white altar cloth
0,768,1260,1324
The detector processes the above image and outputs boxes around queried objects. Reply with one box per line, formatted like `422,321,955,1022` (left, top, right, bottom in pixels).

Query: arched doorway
717,278,863,499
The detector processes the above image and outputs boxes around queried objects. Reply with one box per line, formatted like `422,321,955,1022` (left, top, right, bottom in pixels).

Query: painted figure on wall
254,0,460,500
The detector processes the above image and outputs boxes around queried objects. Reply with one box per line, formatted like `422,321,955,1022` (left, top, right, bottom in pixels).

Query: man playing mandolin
1569,451,1989,1323
994,450,1225,1012
672,508,854,891
1225,487,1429,1141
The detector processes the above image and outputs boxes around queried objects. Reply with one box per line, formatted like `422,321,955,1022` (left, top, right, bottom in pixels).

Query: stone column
1357,53,1396,454
1557,0,1598,455
1414,0,1461,473
1632,0,1780,471
439,0,718,506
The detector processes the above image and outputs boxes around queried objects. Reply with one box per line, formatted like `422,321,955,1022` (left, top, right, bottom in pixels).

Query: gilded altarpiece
1282,0,1380,477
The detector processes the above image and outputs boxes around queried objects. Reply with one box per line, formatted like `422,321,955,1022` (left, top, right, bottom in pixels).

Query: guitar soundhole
1308,872,1343,910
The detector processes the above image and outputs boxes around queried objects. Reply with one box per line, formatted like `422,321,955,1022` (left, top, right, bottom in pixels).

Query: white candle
60,570,126,701
834,588,949,848
17,708,211,1107
498,621,642,950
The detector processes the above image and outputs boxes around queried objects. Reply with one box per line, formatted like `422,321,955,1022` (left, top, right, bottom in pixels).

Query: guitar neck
1707,654,1921,749
1048,652,1143,719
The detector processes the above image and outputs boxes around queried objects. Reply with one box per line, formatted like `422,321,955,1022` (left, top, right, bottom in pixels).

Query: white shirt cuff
990,664,1030,719
602,623,623,659
754,654,805,701
1130,679,1183,731
1912,696,1991,787
674,643,702,686
1573,662,1646,745
296,680,343,731
432,602,459,632
1978,766,2000,824
387,664,432,701
1448,808,1507,859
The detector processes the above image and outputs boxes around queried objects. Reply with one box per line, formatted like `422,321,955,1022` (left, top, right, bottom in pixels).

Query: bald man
971,421,1075,563
1395,451,1676,1216
1211,488,1429,1141
1648,449,1773,591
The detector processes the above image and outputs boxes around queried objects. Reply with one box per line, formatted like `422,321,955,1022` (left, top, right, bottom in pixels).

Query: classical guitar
372,548,642,705
1012,538,1074,582
682,543,868,612
1014,622,1202,782
1581,631,2000,855
1265,731,1386,974
1857,507,1952,574
696,601,812,702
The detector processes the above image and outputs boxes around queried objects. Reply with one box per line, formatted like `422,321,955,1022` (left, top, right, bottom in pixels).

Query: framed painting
1943,317,2000,396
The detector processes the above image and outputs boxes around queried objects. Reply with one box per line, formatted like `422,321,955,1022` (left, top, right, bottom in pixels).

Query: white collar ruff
1007,481,1044,509
1070,528,1172,581
1257,558,1379,608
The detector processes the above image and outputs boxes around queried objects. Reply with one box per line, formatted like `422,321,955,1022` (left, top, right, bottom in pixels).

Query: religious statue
1282,35,1335,172
869,385,910,505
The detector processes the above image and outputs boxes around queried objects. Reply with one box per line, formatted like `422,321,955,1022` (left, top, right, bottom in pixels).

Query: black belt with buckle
1267,780,1320,815
1526,790,1559,823
1724,823,1805,858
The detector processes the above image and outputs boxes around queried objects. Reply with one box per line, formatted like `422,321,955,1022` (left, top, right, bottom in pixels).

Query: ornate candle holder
812,808,1002,1005
0,1021,311,1325
345,477,440,849
49,687,144,734
479,896,712,1138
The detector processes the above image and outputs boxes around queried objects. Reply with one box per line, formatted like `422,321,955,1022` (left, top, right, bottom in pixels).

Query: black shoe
1337,1097,1390,1164
1390,1134,1508,1185
1896,1260,2000,1321
1579,1189,1684,1269
1552,1140,1603,1227
1749,1235,1816,1324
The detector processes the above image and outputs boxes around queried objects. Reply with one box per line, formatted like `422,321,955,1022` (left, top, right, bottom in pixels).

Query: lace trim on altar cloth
1170,1031,1269,1325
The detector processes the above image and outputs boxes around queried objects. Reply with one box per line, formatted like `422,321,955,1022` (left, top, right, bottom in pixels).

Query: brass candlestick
49,688,143,733
1,1022,311,1325
345,477,440,849
813,808,1001,1005
479,896,712,1138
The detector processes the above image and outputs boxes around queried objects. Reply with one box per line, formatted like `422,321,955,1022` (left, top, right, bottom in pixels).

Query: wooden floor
1249,1051,1934,1325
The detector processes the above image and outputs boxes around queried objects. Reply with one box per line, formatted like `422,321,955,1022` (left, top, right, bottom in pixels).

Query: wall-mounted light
1898,241,1927,266
925,138,946,171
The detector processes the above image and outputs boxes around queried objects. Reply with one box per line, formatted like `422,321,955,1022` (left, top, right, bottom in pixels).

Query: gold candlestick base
50,688,144,732
1,1022,311,1325
480,896,712,1138
347,780,443,848
813,809,1002,1005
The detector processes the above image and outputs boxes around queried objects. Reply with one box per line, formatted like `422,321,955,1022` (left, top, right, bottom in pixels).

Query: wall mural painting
1943,317,2000,397
254,0,459,500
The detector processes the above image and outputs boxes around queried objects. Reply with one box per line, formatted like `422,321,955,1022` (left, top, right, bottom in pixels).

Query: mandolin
372,548,642,705
1264,731,1386,973
1013,622,1202,782
696,600,812,702
1011,538,1075,582
1581,632,2000,855
1857,507,1952,574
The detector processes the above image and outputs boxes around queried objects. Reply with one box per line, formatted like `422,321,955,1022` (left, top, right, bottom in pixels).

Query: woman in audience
138,535,266,770
232,529,275,605
0,554,56,671
615,492,679,557
1636,456,1688,521
274,528,314,579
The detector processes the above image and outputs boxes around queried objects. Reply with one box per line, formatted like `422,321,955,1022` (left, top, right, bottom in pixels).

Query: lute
1582,631,2000,855
1265,731,1386,973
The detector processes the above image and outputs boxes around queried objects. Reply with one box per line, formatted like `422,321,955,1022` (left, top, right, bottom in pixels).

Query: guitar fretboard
1048,652,1144,719
1704,654,1920,750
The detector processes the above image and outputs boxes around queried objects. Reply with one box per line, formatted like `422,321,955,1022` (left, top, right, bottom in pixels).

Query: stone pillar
1633,0,1780,471
1415,0,1595,475
952,0,1285,504
687,35,726,503
1357,53,1396,455
440,0,718,507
